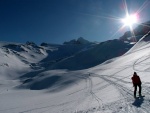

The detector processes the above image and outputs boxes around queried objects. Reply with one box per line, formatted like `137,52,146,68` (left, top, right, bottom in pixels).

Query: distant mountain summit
63,37,90,45
77,37,90,44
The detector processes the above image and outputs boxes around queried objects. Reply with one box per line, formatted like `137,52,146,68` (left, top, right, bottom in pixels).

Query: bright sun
122,14,138,27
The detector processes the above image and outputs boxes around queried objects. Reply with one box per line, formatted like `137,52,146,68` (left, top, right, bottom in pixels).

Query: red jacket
131,75,141,85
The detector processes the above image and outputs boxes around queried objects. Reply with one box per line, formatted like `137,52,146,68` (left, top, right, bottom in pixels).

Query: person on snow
131,72,142,98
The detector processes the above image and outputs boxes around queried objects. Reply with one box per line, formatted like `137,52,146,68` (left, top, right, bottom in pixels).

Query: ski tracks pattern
74,72,150,113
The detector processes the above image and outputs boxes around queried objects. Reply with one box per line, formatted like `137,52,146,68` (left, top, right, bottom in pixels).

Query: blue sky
0,0,149,44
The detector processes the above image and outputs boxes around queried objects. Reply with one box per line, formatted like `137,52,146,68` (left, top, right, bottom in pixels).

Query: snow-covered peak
63,37,91,45
77,37,90,44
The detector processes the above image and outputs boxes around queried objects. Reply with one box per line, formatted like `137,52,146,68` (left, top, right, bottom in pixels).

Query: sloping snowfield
1,33,150,113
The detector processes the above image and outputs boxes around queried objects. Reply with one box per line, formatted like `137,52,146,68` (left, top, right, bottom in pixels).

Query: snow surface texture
0,33,150,113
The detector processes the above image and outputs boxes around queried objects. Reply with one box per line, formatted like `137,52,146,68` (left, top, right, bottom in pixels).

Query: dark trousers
134,84,141,96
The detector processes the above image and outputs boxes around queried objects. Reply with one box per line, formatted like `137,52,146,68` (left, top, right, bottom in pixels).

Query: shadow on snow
17,69,81,92
132,96,144,107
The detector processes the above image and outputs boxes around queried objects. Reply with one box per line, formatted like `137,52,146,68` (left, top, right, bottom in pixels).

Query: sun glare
122,14,138,27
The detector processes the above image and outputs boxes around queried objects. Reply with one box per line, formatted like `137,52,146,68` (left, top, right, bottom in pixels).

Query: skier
131,72,142,98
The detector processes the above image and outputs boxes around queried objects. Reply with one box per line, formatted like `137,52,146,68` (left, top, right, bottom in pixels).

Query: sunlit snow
0,33,150,113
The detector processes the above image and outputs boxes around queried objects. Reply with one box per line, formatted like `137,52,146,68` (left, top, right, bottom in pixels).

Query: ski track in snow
74,73,150,113
2,64,150,113
73,51,150,113
1,63,150,113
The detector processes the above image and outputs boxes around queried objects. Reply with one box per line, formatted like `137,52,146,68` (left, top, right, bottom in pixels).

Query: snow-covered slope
1,33,150,113
48,39,132,70
0,41,48,95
